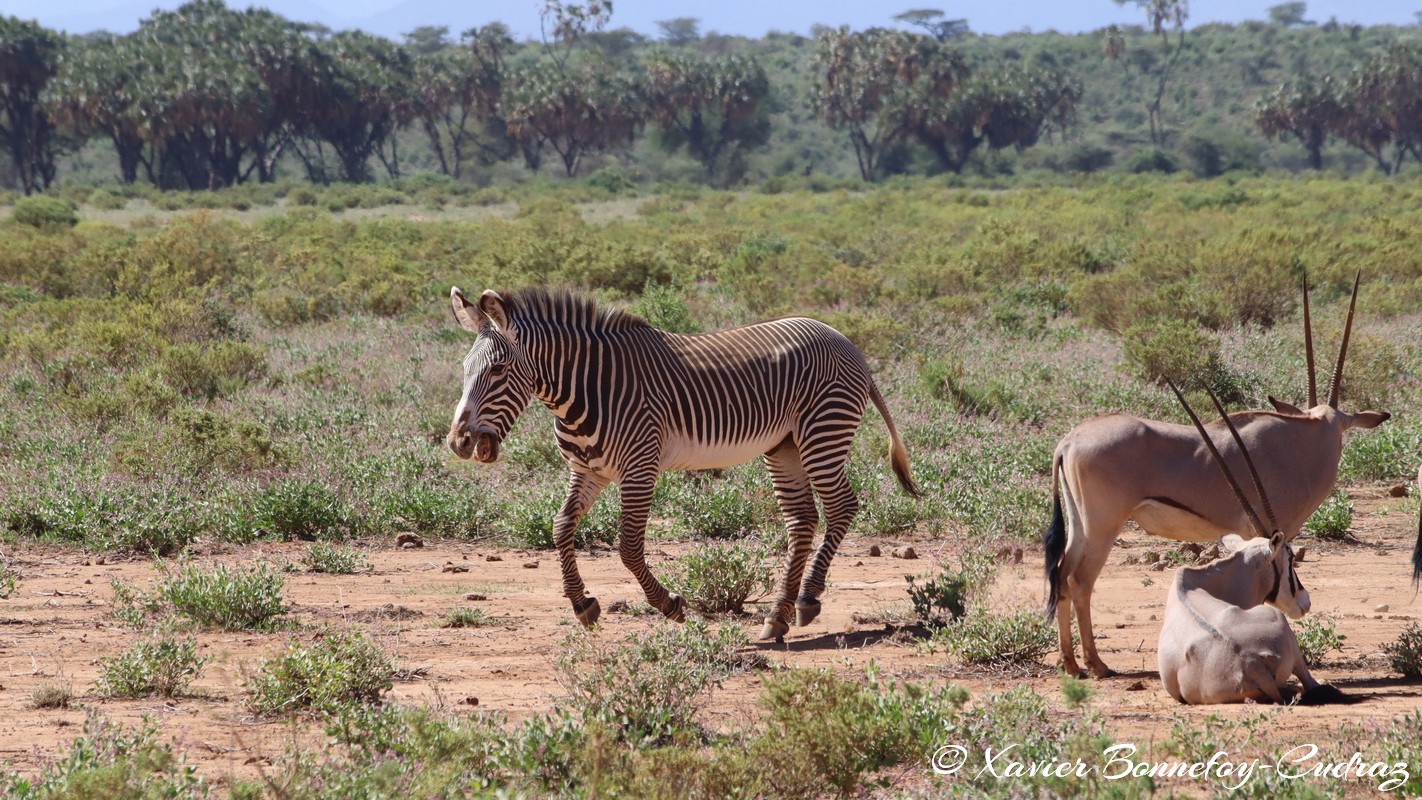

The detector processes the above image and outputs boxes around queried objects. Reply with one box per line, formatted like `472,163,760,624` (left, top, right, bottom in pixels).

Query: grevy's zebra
447,286,920,640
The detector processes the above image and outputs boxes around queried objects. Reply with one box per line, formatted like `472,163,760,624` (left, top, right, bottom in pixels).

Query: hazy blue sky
10,0,1420,41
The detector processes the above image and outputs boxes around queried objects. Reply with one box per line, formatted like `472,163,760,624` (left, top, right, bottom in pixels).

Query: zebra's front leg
760,438,819,641
797,467,859,627
616,470,684,621
556,470,610,628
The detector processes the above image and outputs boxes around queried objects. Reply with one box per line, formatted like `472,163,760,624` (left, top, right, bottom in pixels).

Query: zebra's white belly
659,427,791,471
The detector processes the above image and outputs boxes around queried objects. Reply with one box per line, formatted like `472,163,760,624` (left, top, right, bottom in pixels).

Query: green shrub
664,538,773,615
1294,615,1346,665
437,607,496,628
95,635,206,698
629,281,701,334
156,563,286,630
159,341,266,401
0,714,208,797
1126,147,1178,173
1384,622,1422,678
248,479,362,541
287,186,320,206
0,560,16,599
756,668,968,798
11,195,78,229
303,542,372,574
86,189,127,211
587,169,636,194
935,607,1055,666
556,621,747,745
1339,422,1422,482
247,629,394,716
1059,673,1093,708
1121,319,1246,403
905,568,968,627
1303,489,1353,540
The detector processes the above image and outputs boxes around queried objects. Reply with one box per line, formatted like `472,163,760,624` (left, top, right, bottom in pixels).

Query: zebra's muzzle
473,431,500,463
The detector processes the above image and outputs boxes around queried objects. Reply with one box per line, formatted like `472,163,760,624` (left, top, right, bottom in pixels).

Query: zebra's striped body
448,287,919,639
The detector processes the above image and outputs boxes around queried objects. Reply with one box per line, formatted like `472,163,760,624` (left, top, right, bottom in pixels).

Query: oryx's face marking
1256,533,1309,619
447,291,535,463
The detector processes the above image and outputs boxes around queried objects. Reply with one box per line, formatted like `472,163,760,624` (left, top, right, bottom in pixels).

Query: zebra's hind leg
760,439,819,641
616,470,684,621
556,470,610,628
797,466,859,627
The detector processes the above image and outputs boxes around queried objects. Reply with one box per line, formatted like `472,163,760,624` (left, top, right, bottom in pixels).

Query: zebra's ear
450,287,482,333
478,290,514,342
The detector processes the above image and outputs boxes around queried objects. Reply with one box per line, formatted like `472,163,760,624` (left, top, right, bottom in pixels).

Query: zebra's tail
868,382,923,498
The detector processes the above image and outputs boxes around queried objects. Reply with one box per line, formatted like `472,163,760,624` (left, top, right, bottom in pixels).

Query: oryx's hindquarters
446,287,918,638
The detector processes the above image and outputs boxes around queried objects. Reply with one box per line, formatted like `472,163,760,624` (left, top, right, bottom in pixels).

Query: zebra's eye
488,362,509,377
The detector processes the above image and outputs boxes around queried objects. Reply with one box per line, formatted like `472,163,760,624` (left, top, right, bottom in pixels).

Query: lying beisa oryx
1159,383,1353,705
1046,275,1390,677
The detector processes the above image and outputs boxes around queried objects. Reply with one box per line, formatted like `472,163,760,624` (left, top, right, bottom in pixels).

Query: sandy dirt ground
2,487,1420,794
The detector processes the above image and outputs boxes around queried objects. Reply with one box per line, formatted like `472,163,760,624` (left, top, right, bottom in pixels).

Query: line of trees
1256,43,1422,174
0,0,1089,193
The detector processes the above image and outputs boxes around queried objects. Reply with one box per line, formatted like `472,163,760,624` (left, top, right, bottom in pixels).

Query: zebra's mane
500,287,652,332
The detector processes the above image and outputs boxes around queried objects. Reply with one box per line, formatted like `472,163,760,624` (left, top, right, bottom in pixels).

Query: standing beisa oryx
446,287,921,640
1045,275,1389,677
1159,383,1351,705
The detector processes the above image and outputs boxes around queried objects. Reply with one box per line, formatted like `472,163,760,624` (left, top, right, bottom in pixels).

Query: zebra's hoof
663,594,686,623
573,597,601,627
758,618,789,641
795,599,822,627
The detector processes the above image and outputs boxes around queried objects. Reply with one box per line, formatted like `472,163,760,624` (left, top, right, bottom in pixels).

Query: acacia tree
1112,0,1189,146
0,16,65,194
1255,76,1339,170
47,33,152,184
412,24,512,179
811,27,960,181
1337,44,1422,174
299,30,417,182
504,60,643,177
910,63,1079,173
893,9,970,41
645,51,770,184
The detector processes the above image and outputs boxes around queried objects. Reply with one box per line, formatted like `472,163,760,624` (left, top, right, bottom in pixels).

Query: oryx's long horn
1303,274,1316,407
1167,380,1271,539
1327,271,1361,409
1204,387,1280,533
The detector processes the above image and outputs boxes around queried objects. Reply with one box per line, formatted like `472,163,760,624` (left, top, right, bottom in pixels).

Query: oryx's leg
796,414,862,626
1056,471,1126,678
616,468,684,622
759,437,819,641
1056,594,1082,678
556,469,611,627
1068,543,1118,678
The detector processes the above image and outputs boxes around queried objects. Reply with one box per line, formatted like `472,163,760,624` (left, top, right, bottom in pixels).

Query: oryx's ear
1352,410,1390,429
1267,396,1303,415
1269,532,1284,550
1220,534,1246,554
478,290,512,340
450,287,482,333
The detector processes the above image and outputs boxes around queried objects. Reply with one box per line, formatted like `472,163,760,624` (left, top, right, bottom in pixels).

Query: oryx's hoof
758,618,789,642
795,599,821,627
663,594,686,623
573,597,601,627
